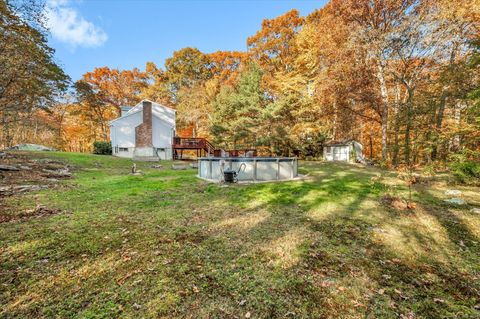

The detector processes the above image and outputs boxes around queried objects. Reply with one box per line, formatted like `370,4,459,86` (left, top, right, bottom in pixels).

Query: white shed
109,100,176,160
323,139,364,163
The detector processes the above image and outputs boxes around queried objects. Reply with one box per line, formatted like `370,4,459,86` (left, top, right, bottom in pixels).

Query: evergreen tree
210,64,265,149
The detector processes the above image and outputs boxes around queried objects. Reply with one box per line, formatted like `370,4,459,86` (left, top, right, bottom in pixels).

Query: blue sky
46,0,327,81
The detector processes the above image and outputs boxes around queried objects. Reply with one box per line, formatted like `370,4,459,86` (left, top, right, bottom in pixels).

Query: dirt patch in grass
173,229,207,244
0,205,71,223
381,194,416,210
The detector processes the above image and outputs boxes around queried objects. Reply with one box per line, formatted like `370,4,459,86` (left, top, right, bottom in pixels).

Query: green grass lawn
1,152,479,318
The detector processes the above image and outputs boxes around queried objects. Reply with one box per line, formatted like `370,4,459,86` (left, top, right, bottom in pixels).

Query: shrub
93,141,112,155
422,163,437,176
299,133,326,158
448,152,480,185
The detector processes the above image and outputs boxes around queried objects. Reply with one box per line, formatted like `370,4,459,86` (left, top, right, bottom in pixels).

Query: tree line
1,0,479,169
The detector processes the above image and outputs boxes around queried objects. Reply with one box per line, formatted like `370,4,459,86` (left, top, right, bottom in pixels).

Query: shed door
334,146,349,161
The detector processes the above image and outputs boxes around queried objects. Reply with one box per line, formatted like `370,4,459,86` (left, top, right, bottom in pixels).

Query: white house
109,100,176,160
323,139,364,163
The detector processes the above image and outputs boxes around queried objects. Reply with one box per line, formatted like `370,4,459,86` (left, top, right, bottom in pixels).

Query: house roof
120,105,131,112
109,100,176,127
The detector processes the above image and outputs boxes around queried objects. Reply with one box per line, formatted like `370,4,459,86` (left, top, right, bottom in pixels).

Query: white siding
152,103,175,128
324,141,365,162
152,116,174,160
109,101,176,160
123,100,176,127
110,111,142,155
324,145,350,162
324,146,333,161
352,141,365,162
152,116,174,148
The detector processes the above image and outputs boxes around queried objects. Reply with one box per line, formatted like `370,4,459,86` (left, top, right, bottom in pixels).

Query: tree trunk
412,129,419,164
392,83,401,167
34,121,38,140
431,89,447,161
432,44,457,161
100,121,108,141
450,100,464,152
332,100,338,140
404,87,414,165
2,111,13,148
376,60,389,162
369,135,373,159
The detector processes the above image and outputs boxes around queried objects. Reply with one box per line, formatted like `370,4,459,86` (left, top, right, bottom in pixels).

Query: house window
326,146,332,153
119,147,128,152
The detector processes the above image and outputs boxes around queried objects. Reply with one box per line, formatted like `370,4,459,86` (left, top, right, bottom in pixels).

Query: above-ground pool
198,157,298,182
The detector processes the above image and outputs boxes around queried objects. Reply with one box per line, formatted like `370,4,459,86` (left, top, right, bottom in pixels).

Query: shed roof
324,139,361,147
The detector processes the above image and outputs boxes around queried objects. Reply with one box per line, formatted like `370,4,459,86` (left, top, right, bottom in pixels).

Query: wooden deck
172,137,212,150
172,137,215,159
172,137,258,159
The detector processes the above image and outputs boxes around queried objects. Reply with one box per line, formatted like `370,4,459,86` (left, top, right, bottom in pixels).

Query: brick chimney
135,101,153,153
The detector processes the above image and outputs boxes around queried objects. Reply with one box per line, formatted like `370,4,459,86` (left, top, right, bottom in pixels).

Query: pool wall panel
198,157,298,182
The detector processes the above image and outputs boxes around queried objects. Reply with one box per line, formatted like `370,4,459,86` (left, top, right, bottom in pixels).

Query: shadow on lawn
1,161,479,318
195,163,480,318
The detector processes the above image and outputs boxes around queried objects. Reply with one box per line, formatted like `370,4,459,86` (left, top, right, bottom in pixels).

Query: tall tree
208,51,249,85
428,0,480,161
141,61,173,106
0,0,69,147
335,0,420,162
247,9,304,96
210,64,265,149
76,67,148,116
164,47,213,92
464,39,480,155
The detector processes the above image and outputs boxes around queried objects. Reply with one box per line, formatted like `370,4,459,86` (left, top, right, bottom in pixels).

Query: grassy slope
0,152,479,318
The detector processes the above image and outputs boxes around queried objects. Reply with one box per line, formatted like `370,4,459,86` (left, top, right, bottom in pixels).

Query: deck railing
172,137,257,158
172,137,209,149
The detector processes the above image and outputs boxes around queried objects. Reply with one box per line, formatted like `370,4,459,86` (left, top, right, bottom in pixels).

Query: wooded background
1,0,479,168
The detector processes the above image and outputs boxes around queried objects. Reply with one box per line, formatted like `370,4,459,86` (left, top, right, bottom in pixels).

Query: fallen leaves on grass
320,280,334,288
121,251,138,262
0,205,70,223
116,269,142,285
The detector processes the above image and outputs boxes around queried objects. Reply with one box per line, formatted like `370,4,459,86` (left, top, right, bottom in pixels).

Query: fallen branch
0,184,49,196
41,168,72,178
0,165,19,171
